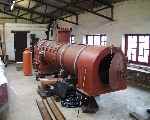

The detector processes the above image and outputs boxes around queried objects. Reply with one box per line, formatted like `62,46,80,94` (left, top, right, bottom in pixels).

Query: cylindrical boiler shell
34,40,127,96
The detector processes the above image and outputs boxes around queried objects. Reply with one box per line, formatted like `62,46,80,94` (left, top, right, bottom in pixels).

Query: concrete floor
5,64,42,120
4,64,150,120
57,87,150,120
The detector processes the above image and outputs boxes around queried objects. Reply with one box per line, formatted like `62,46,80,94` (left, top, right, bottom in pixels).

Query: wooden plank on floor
36,100,52,120
43,99,57,120
47,97,66,120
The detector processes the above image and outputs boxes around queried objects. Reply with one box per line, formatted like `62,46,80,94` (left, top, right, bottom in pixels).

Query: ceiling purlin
18,0,31,17
94,6,111,12
0,17,15,19
44,0,87,25
28,0,32,9
0,0,114,24
16,0,25,4
48,0,85,17
33,1,52,24
96,0,113,7
41,3,48,23
32,15,41,20
0,7,41,23
19,11,29,17
54,0,114,21
45,15,79,25
0,1,41,17
1,1,79,24
0,1,43,23
18,0,43,17
32,0,78,16
15,9,20,22
30,3,43,10
29,0,79,24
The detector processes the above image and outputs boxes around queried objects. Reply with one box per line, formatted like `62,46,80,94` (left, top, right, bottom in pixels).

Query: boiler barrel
35,40,127,96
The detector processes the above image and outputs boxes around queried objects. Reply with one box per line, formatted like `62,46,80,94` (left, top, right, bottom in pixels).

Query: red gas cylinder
23,48,32,76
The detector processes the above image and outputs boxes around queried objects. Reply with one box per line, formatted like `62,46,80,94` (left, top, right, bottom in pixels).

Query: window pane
122,36,125,53
94,36,100,45
88,36,93,45
82,36,86,44
101,36,107,46
72,36,75,41
138,36,149,63
127,36,137,61
83,34,107,46
71,36,75,43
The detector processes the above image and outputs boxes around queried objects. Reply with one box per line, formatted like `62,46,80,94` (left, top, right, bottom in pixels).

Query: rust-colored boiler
34,40,127,96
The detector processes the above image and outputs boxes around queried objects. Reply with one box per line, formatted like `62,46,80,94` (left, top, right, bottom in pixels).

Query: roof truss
0,0,114,25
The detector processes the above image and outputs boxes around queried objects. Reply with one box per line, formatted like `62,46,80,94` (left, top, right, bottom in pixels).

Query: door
14,31,28,62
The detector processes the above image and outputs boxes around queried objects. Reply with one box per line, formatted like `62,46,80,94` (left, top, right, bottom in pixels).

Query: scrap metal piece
81,96,99,113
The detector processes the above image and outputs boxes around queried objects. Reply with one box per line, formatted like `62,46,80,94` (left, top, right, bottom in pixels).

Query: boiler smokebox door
109,52,125,90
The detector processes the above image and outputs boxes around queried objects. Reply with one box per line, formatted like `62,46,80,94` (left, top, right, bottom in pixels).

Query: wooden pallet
36,97,66,120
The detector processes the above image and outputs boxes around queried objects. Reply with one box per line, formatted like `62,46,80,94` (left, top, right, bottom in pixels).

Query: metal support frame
32,0,78,16
58,17,79,25
49,0,85,17
54,0,114,21
19,12,28,17
19,1,42,17
0,9,41,23
94,6,110,12
96,0,113,7
0,17,15,19
41,3,47,23
0,1,79,25
0,0,113,24
15,0,24,4
31,0,79,25
32,15,42,20
15,9,20,23
0,1,49,23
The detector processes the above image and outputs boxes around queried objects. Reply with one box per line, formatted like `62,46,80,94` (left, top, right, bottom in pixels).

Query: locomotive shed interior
0,0,150,120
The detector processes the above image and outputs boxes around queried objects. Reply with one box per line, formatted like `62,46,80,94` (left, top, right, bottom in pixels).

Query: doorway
13,31,29,62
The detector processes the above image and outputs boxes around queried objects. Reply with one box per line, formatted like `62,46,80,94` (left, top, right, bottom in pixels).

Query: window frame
84,34,107,46
124,34,150,66
70,35,75,44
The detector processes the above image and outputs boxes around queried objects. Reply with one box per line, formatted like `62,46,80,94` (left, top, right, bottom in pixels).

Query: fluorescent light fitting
10,0,16,11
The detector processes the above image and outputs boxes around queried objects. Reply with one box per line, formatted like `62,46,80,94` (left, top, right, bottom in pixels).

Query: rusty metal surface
57,28,71,44
62,44,86,73
34,40,127,96
109,49,127,90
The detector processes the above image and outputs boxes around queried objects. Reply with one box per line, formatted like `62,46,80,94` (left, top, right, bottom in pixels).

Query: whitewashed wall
4,23,47,60
58,0,150,47
0,24,4,42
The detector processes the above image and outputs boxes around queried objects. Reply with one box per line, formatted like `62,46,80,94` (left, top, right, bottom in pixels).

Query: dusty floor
5,64,42,120
4,64,150,120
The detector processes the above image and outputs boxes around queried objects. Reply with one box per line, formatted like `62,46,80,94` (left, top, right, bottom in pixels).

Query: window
123,34,150,65
70,35,75,44
82,34,107,46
